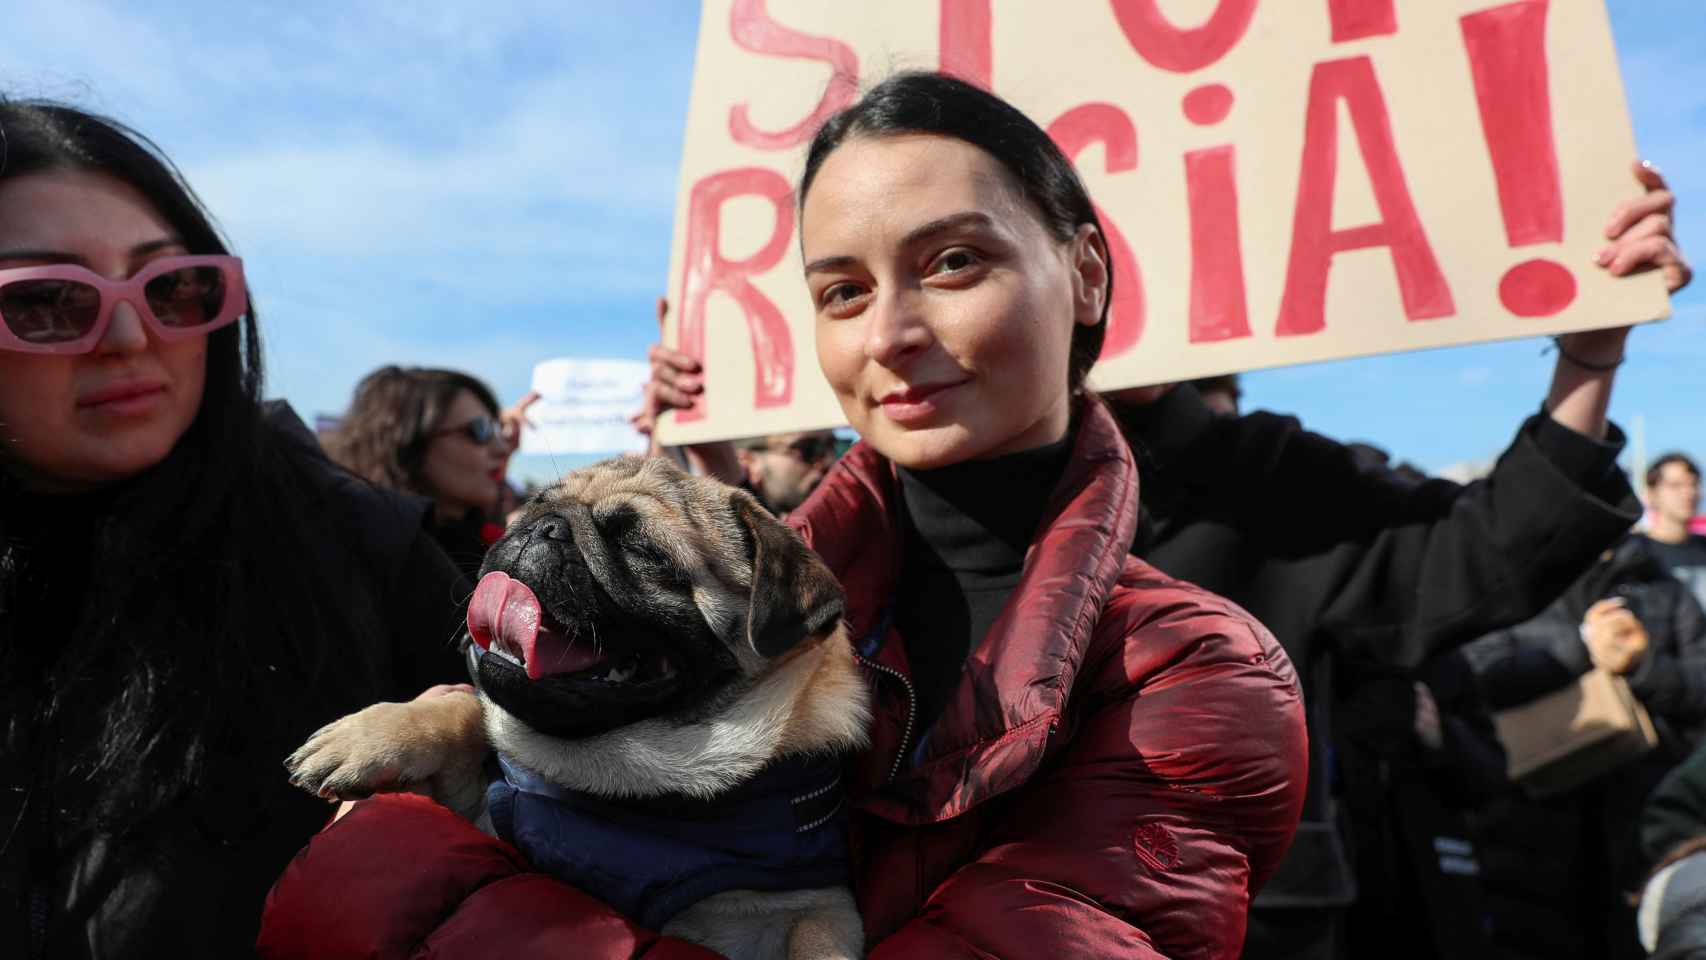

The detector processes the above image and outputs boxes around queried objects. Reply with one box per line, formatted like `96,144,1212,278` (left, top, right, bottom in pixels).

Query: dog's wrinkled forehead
537,456,750,576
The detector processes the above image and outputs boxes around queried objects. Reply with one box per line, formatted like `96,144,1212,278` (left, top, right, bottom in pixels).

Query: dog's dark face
466,455,843,740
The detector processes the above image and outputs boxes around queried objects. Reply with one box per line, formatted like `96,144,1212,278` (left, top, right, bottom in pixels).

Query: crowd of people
0,70,1698,960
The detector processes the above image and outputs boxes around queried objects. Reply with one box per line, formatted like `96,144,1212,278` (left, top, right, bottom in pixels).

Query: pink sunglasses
0,255,247,354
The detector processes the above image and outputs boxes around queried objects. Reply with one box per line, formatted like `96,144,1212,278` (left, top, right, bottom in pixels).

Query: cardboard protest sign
519,358,650,456
658,0,1671,445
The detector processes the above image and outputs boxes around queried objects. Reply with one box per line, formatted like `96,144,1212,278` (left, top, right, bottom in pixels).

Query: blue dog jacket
485,753,851,929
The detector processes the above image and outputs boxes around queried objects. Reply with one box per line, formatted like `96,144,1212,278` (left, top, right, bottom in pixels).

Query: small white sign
520,358,651,456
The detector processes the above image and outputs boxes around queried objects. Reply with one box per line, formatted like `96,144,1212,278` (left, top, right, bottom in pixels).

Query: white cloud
0,1,701,426
0,0,192,109
187,95,679,259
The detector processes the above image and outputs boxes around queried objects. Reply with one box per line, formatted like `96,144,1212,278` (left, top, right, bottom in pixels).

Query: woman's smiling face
801,134,1106,470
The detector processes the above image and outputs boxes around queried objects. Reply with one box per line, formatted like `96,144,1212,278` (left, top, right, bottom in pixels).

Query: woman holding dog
0,102,469,957
262,72,1311,958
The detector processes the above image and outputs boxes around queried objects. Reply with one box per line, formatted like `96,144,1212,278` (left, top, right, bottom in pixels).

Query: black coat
0,405,469,959
1644,739,1706,873
1117,385,1641,920
1449,538,1706,960
1334,663,1504,960
1468,537,1706,745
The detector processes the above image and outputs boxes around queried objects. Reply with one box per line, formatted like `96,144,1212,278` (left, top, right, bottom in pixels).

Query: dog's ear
732,492,845,659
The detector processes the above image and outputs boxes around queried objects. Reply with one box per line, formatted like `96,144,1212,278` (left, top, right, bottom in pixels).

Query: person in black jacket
1331,652,1511,960
1104,161,1688,960
1640,745,1706,957
1108,381,1642,956
0,99,469,958
1472,538,1706,744
1455,536,1706,959
1643,745,1706,891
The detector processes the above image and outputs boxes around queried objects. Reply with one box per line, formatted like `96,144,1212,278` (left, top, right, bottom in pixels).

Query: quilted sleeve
869,596,1307,959
257,793,719,960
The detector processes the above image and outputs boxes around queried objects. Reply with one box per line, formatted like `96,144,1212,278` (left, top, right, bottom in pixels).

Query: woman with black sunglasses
326,366,517,578
0,100,470,958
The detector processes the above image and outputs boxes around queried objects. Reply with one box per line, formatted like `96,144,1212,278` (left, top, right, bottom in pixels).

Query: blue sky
5,0,1700,483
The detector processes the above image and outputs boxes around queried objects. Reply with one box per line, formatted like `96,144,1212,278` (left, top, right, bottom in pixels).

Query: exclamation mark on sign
1460,0,1576,317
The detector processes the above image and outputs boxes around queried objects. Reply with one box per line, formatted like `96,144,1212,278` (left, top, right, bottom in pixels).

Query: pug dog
286,456,870,960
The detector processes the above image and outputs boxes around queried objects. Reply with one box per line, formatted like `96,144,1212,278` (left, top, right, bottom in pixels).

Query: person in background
1454,532,1706,959
0,99,468,959
1638,453,1706,610
1191,372,1242,416
1636,720,1706,956
1099,157,1687,960
1333,652,1510,960
261,71,1308,959
1633,839,1706,958
1343,441,1433,487
325,366,514,578
732,430,840,515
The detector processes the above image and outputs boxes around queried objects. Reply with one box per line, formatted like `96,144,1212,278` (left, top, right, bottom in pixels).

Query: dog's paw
285,701,419,801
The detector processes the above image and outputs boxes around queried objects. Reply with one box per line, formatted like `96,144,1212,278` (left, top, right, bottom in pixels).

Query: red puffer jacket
259,399,1307,959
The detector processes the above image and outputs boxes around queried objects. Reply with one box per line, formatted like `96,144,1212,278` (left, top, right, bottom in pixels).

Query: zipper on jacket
854,653,917,783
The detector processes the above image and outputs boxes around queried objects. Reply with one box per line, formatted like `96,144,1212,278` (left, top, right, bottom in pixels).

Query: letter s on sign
728,0,858,150
674,168,797,422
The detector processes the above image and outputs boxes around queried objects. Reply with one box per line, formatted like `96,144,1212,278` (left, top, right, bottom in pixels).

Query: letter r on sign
675,168,798,422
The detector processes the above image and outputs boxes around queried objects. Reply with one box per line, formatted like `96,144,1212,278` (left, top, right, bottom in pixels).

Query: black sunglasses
435,416,499,446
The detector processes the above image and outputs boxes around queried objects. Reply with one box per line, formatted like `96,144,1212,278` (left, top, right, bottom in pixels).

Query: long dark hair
325,365,500,499
800,71,1112,392
0,101,342,837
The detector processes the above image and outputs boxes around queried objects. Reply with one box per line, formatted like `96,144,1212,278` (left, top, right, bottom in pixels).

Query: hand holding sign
1597,162,1691,291
1542,162,1689,441
632,299,705,438
518,358,651,457
632,297,742,484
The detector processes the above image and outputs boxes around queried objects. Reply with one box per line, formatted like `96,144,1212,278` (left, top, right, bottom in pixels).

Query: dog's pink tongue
468,572,603,681
468,571,535,657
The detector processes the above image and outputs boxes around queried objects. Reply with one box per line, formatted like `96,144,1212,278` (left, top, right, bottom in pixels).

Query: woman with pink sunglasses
0,101,469,958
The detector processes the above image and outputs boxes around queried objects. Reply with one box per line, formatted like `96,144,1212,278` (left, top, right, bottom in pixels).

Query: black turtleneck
893,434,1074,735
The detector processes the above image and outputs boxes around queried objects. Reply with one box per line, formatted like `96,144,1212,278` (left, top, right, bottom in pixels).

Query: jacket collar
792,396,1141,821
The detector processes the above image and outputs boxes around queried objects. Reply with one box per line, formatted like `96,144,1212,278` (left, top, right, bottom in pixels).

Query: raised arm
1544,162,1690,441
